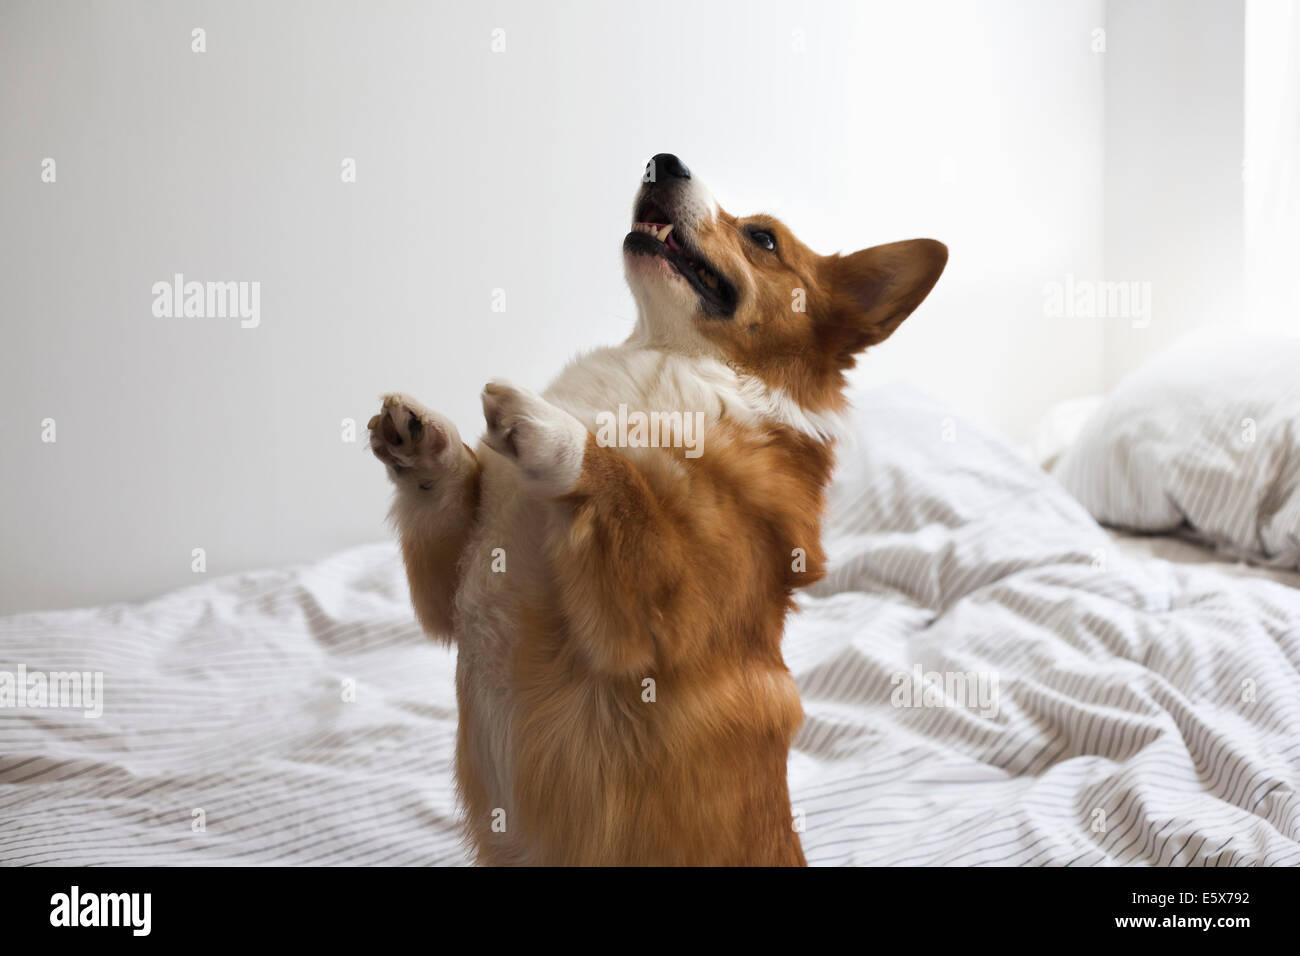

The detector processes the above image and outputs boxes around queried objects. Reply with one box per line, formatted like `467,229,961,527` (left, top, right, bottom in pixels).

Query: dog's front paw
369,393,463,489
481,380,588,496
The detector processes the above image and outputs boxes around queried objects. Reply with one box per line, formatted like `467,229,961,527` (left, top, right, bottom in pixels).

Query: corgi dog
369,154,946,865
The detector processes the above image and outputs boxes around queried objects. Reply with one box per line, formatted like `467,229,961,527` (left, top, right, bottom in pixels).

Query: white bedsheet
3,384,1298,866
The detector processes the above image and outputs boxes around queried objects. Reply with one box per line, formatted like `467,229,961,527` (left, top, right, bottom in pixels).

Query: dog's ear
819,239,947,362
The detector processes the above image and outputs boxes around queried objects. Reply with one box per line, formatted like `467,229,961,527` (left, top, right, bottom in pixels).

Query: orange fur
396,446,478,640
476,429,828,865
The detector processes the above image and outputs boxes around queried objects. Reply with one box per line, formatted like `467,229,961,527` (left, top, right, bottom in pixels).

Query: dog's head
623,153,947,411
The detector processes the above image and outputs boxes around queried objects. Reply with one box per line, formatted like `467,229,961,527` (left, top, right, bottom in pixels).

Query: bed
2,383,1298,866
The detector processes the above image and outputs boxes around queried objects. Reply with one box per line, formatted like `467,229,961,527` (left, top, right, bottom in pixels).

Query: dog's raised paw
369,393,460,487
480,380,588,496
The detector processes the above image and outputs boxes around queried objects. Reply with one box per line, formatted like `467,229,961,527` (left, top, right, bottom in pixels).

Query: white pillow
1053,331,1300,569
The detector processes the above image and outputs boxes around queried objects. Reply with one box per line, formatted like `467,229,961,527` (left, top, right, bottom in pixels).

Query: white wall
1,0,1107,613
1245,0,1300,329
1102,0,1246,378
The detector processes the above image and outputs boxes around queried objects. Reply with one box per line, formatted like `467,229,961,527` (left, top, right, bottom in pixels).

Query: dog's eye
747,229,776,252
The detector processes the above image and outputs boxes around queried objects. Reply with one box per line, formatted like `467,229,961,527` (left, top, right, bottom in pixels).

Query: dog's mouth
623,200,737,317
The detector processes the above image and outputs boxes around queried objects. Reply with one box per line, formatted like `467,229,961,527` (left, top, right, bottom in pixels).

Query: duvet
2,385,1297,865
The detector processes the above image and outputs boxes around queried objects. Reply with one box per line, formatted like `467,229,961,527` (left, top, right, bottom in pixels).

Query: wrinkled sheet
2,385,1297,865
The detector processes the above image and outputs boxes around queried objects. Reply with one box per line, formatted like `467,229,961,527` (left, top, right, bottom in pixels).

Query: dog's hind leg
370,394,480,642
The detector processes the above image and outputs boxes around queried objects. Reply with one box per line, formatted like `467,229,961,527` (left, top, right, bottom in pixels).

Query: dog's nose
648,153,690,181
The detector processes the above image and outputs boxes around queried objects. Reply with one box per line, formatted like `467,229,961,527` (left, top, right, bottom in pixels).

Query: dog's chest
454,348,725,663
448,347,773,815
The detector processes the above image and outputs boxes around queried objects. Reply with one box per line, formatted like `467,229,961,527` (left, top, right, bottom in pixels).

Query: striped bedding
2,384,1298,866
1053,331,1300,571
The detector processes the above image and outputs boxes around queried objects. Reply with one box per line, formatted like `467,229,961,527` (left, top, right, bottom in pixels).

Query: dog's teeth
657,224,673,241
